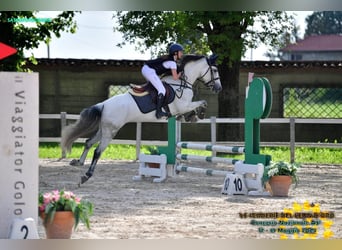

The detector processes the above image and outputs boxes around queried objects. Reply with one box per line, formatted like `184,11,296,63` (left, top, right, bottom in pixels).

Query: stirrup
156,110,169,119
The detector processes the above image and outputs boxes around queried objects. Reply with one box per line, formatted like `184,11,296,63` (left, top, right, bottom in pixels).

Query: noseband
197,63,220,90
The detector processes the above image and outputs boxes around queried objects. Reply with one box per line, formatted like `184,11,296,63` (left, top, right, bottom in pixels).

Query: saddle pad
130,84,175,114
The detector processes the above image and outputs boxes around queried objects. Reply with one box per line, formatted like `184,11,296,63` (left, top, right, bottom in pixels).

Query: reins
166,64,219,99
167,72,192,99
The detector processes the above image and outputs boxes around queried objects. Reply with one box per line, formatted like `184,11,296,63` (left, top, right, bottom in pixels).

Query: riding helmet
169,43,184,55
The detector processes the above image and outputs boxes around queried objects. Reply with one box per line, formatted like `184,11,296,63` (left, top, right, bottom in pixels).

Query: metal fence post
210,116,217,157
290,117,295,163
136,122,142,160
60,112,67,158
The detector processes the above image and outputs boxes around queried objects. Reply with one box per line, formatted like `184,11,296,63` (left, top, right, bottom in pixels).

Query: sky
24,11,313,61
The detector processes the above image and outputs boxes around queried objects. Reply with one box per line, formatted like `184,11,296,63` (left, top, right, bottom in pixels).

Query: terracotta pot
269,175,292,197
41,211,75,239
147,162,160,168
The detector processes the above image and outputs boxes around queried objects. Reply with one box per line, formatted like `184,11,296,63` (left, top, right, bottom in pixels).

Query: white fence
39,113,342,162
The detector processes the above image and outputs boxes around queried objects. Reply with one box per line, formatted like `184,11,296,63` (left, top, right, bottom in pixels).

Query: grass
39,142,342,165
39,143,139,160
261,147,342,165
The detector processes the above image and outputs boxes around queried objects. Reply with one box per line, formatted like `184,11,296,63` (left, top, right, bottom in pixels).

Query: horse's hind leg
80,127,113,184
70,130,101,166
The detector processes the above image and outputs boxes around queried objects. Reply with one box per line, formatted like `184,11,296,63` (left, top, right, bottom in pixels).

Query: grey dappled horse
61,55,222,184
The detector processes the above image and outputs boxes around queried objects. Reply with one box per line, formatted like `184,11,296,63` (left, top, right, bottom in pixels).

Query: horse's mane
180,54,205,68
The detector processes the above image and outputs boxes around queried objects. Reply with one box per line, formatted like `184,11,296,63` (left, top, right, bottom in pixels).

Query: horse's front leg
177,100,207,121
184,100,208,112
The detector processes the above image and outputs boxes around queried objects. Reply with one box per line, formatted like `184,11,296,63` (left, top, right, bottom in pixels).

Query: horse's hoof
70,159,82,166
183,110,196,122
80,175,89,184
197,112,205,119
201,100,208,108
197,106,206,119
189,115,199,123
176,115,185,122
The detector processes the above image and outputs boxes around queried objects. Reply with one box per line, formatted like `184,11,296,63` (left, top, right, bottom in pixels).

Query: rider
141,43,184,119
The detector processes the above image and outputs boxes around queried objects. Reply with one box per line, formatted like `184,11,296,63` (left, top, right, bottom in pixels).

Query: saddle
129,81,175,114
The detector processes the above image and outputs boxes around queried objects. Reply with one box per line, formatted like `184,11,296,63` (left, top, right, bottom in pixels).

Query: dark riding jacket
145,55,175,75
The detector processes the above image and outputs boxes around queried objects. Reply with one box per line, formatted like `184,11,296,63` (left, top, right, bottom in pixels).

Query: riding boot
156,93,169,119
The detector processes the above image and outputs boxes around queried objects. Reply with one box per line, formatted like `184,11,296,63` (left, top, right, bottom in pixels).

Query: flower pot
147,162,160,168
269,175,292,197
41,211,75,239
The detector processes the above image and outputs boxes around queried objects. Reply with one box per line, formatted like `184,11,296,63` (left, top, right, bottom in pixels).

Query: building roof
280,34,342,52
29,58,342,70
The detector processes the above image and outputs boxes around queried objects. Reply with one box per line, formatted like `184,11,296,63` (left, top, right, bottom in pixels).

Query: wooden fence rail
39,113,342,162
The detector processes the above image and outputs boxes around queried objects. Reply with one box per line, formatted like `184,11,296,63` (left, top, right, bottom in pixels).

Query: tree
265,22,301,60
305,11,342,36
0,11,78,71
114,11,293,140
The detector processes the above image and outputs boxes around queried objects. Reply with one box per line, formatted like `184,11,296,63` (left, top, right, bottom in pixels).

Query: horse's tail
61,104,104,153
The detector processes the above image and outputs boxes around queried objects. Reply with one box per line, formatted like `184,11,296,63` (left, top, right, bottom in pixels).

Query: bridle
196,62,220,90
178,61,220,89
167,56,221,97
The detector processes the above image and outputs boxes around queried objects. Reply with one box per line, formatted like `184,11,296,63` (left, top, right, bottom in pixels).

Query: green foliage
0,11,78,71
264,18,300,60
261,146,342,164
39,143,139,160
114,11,211,57
262,161,301,187
145,145,160,155
114,11,294,65
305,11,342,36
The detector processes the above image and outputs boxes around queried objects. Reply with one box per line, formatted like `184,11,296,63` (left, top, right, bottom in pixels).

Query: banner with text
0,72,39,238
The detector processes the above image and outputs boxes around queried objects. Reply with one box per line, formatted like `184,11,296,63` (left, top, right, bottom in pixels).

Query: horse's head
202,54,222,93
181,54,222,93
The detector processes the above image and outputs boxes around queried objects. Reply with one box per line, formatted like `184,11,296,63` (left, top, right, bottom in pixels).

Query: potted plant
38,189,94,238
145,145,160,155
262,161,301,197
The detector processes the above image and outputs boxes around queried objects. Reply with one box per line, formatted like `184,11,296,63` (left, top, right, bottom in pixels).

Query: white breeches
141,65,166,95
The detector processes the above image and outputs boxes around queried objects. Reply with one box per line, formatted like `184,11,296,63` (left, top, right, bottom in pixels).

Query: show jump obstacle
134,77,272,196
